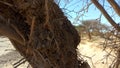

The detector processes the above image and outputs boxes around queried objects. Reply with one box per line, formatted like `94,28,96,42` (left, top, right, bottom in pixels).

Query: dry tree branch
91,0,120,32
28,17,35,44
58,0,61,5
81,54,96,68
107,0,120,16
78,51,95,68
13,58,26,68
73,2,92,24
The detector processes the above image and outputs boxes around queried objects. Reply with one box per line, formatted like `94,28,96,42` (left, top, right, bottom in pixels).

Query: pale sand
78,37,115,68
0,37,29,68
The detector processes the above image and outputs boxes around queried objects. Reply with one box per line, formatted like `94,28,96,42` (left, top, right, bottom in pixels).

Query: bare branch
108,0,120,16
91,0,120,32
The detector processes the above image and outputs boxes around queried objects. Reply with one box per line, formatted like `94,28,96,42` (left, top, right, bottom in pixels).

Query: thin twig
11,24,25,42
13,58,26,68
28,16,35,44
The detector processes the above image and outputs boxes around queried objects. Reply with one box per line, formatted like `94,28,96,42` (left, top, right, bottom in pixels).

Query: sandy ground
0,37,116,68
78,37,116,68
0,37,29,68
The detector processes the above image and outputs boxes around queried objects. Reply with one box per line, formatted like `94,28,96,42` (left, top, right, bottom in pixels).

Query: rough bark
0,0,91,68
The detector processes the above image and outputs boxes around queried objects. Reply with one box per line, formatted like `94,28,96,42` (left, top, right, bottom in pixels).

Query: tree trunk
0,0,91,68
87,30,92,40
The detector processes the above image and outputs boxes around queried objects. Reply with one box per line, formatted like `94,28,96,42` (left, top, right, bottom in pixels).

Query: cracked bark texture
0,0,90,68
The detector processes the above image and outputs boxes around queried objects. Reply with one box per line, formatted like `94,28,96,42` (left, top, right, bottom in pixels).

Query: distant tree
77,19,110,39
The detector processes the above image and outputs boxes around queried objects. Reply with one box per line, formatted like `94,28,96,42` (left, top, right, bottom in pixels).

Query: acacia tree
0,0,90,68
78,19,109,39
1,0,119,68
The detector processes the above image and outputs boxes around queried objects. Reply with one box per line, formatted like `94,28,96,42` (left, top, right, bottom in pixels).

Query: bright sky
55,0,120,26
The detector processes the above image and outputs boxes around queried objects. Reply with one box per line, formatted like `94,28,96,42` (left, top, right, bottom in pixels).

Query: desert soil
0,37,116,68
78,37,116,68
0,37,29,68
